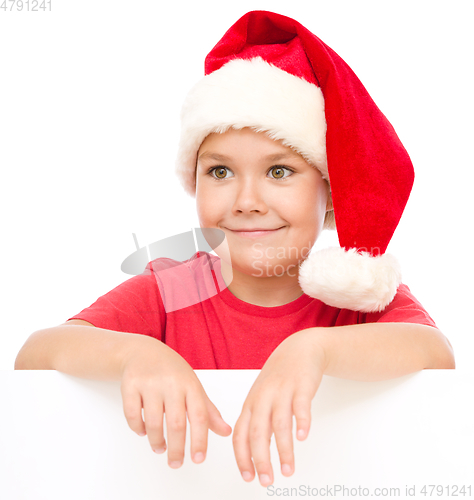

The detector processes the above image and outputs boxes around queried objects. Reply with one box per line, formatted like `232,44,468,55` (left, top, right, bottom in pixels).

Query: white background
1,371,472,499
1,0,473,374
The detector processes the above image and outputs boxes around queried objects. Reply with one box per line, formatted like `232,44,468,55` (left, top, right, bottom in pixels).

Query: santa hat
175,10,414,313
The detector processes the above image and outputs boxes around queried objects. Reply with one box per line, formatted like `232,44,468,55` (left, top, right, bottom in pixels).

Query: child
15,10,454,488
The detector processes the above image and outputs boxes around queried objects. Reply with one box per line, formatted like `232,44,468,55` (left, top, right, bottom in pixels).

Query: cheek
283,182,327,227
195,198,211,227
281,183,328,253
195,185,226,226
195,184,208,225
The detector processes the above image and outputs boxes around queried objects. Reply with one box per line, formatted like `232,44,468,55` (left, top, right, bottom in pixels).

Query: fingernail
138,431,146,437
282,463,292,475
193,452,205,463
242,471,252,481
153,447,166,454
297,429,306,439
259,474,271,486
169,460,182,469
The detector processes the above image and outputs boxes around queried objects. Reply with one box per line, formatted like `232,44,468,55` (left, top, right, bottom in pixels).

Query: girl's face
195,127,331,280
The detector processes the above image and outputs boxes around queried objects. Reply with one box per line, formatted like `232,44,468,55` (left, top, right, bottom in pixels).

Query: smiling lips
227,227,285,238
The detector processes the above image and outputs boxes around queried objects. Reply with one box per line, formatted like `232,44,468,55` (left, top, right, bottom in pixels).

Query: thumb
205,398,232,436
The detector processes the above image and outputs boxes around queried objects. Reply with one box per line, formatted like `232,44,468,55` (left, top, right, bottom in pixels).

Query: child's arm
232,323,454,487
15,320,232,466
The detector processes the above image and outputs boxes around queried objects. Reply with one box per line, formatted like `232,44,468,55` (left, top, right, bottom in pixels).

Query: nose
231,178,269,214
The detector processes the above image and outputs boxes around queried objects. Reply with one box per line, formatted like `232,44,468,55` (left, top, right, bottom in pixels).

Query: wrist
291,327,330,374
118,333,164,378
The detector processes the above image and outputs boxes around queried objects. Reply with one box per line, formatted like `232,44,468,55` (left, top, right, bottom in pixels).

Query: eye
209,167,234,180
268,166,294,180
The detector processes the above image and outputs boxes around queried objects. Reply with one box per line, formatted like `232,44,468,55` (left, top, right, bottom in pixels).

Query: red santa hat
175,10,414,313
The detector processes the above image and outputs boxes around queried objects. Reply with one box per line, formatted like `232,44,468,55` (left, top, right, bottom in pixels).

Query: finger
142,396,166,454
272,403,295,477
186,393,210,464
206,398,232,436
164,397,187,468
232,408,255,482
248,407,274,487
293,391,312,441
121,384,146,437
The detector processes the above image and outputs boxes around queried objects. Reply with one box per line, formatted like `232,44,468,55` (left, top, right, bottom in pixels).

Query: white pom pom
298,247,402,312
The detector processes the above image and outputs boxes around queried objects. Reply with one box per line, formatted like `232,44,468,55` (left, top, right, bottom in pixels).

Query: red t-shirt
68,251,438,369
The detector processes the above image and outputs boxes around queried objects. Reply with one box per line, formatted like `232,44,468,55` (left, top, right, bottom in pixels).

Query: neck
219,259,304,307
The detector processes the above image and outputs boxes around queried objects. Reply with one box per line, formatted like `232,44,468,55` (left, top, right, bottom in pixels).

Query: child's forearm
14,324,161,380
299,323,455,381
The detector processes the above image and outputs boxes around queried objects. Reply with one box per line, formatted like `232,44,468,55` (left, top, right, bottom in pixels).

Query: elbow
14,330,48,371
14,346,29,370
426,330,456,370
440,346,456,369
431,350,455,369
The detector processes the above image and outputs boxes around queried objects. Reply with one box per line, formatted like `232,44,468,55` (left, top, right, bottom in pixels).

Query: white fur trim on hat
175,56,327,196
298,247,402,312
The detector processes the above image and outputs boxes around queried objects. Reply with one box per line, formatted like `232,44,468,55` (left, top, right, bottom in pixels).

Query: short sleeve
365,283,438,329
67,263,166,340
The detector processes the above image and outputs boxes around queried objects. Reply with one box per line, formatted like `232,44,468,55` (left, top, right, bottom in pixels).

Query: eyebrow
197,151,301,162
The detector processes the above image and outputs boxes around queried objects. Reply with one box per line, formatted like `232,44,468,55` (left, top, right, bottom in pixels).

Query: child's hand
119,336,232,467
232,329,325,487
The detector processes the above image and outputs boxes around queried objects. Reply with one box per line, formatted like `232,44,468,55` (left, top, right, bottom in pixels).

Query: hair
324,203,336,230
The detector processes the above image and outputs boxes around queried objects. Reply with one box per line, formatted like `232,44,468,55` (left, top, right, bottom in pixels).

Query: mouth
225,226,286,239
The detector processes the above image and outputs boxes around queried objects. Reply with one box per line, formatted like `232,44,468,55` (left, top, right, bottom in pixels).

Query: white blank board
1,370,472,499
